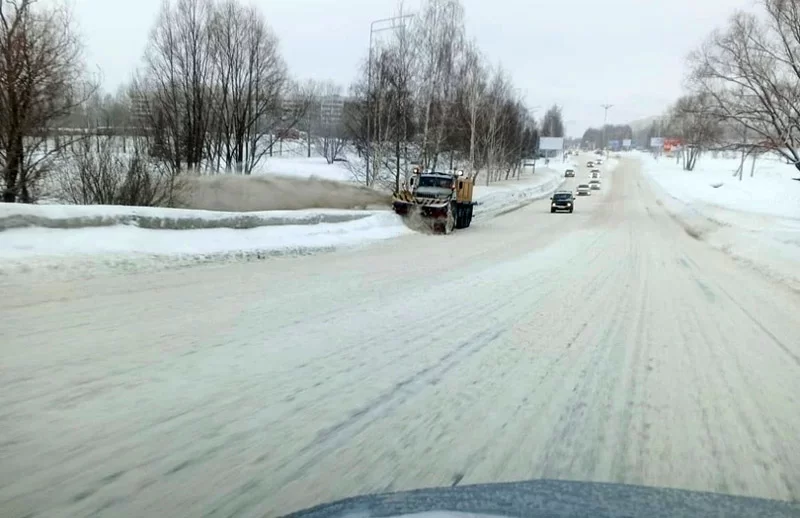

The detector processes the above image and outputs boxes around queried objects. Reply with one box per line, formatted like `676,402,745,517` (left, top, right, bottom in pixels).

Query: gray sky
75,0,755,136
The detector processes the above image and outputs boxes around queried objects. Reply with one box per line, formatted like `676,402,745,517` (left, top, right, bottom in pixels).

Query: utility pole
601,104,613,155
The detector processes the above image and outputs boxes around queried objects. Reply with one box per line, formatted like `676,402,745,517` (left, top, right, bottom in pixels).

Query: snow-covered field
638,152,800,290
0,161,572,279
254,156,353,182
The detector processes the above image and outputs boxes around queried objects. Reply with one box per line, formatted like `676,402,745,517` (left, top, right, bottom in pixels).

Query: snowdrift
0,203,379,231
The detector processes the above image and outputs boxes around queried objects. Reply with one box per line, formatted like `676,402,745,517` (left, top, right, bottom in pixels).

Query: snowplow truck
392,168,477,234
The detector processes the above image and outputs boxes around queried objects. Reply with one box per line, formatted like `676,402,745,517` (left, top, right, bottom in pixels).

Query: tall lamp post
366,14,414,186
601,103,613,156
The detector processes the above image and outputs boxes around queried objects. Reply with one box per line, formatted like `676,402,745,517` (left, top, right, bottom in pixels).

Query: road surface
2,158,799,517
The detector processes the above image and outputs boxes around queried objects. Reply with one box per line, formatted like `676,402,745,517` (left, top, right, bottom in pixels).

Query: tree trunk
395,137,401,193
2,134,25,203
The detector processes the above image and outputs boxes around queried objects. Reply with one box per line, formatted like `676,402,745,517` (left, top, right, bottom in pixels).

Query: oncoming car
589,179,601,190
576,184,591,196
550,191,575,213
564,168,575,177
550,191,575,214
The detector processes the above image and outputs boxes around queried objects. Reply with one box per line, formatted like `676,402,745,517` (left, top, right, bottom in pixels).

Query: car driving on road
576,184,591,196
586,161,594,168
564,168,575,177
589,179,601,190
550,191,575,213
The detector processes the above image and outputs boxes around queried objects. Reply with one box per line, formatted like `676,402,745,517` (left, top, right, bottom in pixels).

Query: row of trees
0,0,560,204
344,0,551,188
651,0,800,173
0,0,310,203
581,125,633,150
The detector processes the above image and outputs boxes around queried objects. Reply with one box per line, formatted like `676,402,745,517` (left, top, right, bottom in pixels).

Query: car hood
281,479,799,518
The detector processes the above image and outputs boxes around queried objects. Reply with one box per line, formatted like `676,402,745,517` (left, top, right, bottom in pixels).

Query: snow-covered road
2,158,799,518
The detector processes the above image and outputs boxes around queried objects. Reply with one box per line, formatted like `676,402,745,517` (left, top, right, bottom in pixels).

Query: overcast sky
75,0,756,136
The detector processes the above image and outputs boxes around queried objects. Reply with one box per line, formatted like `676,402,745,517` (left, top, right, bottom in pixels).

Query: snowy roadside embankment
473,169,564,219
0,208,409,278
0,161,577,279
0,203,377,231
637,152,800,290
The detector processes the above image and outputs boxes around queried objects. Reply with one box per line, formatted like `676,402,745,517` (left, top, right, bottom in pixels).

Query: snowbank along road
2,157,800,518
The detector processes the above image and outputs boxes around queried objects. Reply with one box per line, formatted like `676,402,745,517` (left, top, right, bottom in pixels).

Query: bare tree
207,0,286,173
138,0,216,174
666,93,723,170
457,41,486,177
350,46,409,188
688,1,800,170
481,66,511,185
413,0,465,169
0,0,93,202
306,81,347,164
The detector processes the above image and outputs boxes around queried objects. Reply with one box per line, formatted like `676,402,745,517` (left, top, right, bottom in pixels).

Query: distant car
586,161,594,168
576,184,591,196
550,191,575,213
564,168,575,177
589,179,601,190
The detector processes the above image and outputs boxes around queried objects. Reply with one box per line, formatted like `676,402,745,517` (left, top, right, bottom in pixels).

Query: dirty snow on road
1,158,799,518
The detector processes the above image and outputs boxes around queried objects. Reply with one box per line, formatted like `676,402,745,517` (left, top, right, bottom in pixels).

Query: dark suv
550,191,575,213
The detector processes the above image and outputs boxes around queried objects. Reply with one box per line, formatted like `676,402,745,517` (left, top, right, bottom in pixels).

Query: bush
57,137,185,207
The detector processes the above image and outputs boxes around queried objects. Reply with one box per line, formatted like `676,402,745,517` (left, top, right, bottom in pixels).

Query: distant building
281,94,350,136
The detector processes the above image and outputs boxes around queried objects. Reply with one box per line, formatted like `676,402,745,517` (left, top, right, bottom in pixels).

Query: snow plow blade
392,198,451,234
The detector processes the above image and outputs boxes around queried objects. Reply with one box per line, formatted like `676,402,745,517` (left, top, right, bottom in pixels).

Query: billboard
538,137,564,151
608,140,621,151
663,138,681,152
622,139,632,148
650,137,664,148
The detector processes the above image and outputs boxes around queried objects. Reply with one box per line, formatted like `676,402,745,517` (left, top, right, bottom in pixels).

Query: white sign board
622,139,632,147
538,137,564,151
650,137,664,148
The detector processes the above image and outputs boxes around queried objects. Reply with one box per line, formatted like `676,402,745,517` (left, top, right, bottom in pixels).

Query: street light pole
365,14,414,187
601,104,613,156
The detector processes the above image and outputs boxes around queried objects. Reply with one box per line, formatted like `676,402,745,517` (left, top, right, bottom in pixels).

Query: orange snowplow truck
392,167,477,234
